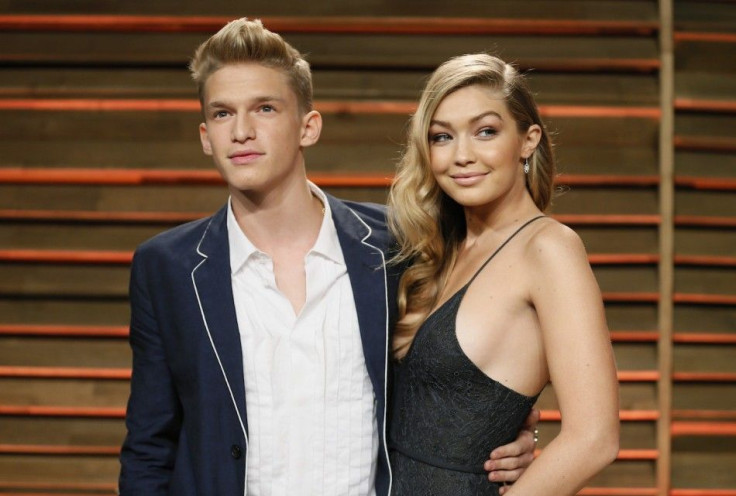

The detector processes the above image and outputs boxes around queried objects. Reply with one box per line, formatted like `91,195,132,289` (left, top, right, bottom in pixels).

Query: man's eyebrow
252,95,285,104
206,95,285,109
205,100,227,109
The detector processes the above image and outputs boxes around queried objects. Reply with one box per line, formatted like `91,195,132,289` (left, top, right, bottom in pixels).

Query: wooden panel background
0,1,733,494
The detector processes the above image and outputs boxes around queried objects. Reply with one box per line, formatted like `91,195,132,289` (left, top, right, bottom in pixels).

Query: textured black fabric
389,217,544,495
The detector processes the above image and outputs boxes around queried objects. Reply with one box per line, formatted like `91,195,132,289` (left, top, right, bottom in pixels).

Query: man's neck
230,181,326,315
229,181,324,257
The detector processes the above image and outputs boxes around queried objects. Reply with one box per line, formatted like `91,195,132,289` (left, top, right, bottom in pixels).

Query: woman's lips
451,171,488,186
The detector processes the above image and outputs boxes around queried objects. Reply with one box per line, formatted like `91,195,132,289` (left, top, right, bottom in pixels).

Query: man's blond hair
189,18,313,113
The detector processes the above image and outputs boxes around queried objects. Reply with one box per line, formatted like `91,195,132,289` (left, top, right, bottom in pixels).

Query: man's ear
300,110,323,148
521,124,542,159
199,122,213,156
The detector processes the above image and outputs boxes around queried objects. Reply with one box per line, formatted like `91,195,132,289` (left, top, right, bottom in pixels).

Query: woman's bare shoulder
525,218,590,272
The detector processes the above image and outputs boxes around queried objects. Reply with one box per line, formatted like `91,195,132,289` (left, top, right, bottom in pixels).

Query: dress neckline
424,215,545,324
403,215,546,400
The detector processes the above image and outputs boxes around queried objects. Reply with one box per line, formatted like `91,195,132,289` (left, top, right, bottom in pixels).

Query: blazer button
231,444,242,459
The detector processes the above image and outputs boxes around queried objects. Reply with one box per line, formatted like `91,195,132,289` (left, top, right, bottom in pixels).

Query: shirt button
231,444,242,459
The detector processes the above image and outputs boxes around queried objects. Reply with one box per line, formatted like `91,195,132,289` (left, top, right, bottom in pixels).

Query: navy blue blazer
119,194,399,495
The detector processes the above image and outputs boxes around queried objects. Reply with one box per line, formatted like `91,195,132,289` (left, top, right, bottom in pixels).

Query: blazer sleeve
118,247,183,495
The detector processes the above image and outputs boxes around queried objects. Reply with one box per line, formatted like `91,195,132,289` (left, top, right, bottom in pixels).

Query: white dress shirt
227,185,378,496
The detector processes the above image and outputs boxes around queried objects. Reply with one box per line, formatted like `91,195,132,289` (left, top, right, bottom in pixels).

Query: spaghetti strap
465,215,545,287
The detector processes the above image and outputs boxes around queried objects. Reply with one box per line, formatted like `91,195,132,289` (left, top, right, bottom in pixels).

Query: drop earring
523,158,530,174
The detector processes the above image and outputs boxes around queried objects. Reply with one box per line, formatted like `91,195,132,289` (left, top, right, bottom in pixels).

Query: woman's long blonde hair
387,53,556,358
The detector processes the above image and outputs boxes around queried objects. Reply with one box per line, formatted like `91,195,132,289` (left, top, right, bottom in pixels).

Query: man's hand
483,408,540,494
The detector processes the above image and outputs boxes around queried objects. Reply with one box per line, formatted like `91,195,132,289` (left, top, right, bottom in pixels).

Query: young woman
387,53,620,495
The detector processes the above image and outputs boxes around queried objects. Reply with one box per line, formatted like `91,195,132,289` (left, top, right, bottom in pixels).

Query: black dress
389,217,544,495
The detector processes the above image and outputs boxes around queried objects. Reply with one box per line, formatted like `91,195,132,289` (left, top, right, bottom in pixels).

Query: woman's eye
430,133,451,143
478,127,497,137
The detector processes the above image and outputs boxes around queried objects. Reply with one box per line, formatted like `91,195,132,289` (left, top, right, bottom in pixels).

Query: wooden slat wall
657,1,676,494
670,1,736,494
0,1,733,494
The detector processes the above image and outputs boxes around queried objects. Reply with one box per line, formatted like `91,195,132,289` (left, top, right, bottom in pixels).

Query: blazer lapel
328,197,390,394
190,206,248,437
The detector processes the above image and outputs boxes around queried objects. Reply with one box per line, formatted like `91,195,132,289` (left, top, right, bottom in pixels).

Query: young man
119,18,536,495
